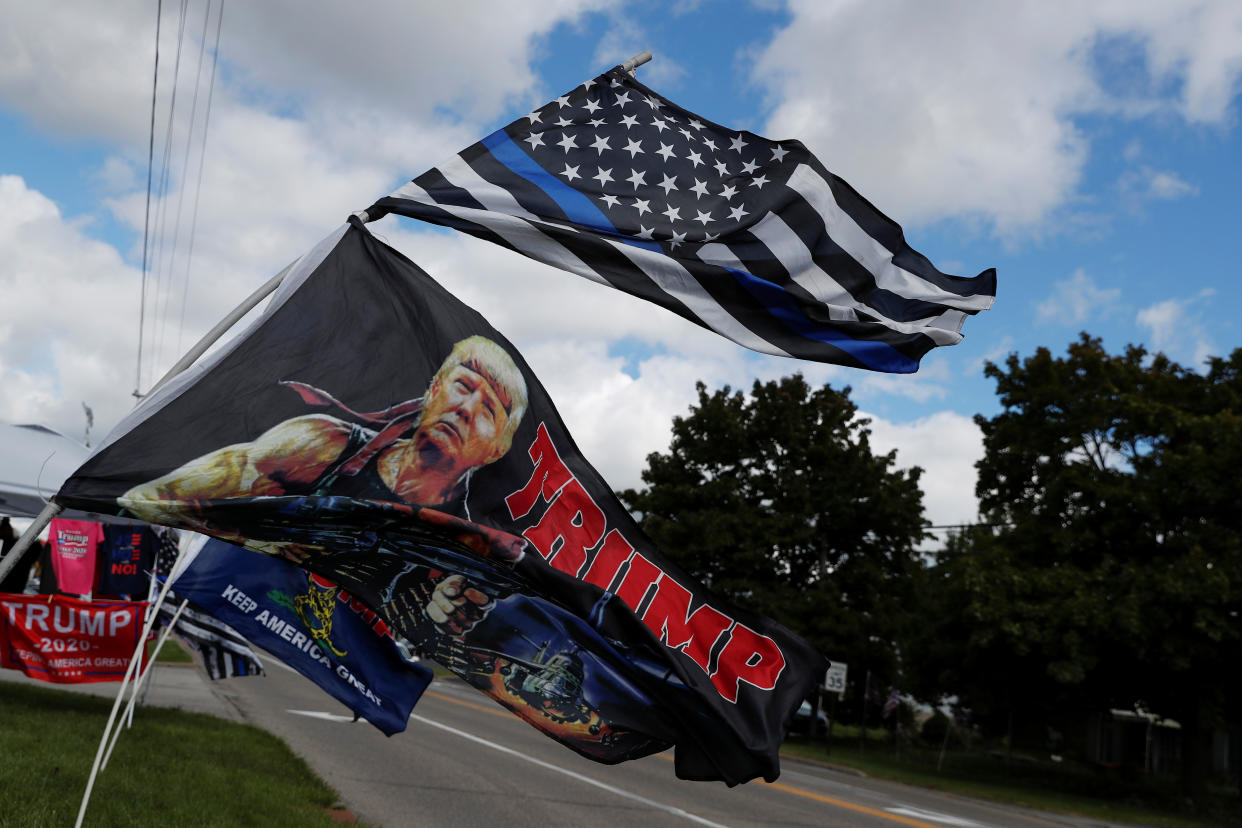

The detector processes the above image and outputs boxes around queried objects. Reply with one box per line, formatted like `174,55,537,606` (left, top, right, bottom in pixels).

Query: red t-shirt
48,518,106,596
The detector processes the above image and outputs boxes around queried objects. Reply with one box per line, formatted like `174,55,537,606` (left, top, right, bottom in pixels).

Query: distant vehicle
789,700,829,736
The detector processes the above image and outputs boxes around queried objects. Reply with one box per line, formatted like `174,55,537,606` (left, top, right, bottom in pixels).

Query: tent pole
0,501,62,583
143,259,296,398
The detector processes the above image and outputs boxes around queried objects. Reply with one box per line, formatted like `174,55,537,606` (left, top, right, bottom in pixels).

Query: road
213,661,1126,828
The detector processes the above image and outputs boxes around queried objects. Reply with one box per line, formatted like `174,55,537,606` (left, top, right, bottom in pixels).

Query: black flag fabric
368,65,996,373
55,220,824,784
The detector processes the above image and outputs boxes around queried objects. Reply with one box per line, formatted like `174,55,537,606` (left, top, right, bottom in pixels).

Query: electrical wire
147,0,190,390
161,0,214,363
135,0,164,398
176,0,225,355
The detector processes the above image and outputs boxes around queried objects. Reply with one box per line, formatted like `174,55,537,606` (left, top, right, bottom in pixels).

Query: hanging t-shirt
97,525,158,597
47,518,105,596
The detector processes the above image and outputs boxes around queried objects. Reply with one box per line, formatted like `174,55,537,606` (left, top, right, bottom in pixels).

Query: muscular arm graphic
118,414,352,525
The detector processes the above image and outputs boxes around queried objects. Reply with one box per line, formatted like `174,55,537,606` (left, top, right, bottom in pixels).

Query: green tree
619,375,928,703
942,334,1242,798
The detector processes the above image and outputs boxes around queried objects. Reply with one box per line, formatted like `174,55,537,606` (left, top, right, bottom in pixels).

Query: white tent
0,422,137,522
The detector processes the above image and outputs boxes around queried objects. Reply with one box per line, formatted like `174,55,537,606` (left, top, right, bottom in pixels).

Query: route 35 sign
823,662,848,699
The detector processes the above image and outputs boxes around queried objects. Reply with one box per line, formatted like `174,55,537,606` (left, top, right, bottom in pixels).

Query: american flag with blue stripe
369,65,996,372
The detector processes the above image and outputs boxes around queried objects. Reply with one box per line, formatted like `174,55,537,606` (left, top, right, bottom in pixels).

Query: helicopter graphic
451,631,606,732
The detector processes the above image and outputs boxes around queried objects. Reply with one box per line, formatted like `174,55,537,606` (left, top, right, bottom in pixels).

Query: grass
781,735,1241,827
0,680,357,827
152,636,195,665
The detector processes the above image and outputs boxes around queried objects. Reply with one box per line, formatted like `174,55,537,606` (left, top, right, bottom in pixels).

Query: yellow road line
762,780,943,828
652,752,942,828
424,688,513,720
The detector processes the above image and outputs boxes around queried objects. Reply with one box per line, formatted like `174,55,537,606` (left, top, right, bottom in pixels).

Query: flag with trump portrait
53,219,825,785
366,64,996,373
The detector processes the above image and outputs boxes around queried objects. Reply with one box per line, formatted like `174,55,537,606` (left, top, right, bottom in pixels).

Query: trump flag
53,220,824,784
368,64,995,373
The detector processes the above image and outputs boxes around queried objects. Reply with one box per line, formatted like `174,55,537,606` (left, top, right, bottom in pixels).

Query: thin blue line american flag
369,65,996,373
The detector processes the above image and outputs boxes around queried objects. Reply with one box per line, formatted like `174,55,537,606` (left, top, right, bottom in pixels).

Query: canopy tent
0,422,138,523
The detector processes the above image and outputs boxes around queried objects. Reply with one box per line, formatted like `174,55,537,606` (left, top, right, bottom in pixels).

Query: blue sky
3,1,1240,534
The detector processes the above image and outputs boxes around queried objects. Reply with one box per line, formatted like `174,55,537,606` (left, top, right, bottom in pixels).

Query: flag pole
0,501,62,583
622,50,652,73
101,597,190,771
144,259,296,397
75,542,187,828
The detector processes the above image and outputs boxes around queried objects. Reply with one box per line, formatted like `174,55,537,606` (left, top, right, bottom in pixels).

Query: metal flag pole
622,50,652,73
101,597,190,771
145,259,295,397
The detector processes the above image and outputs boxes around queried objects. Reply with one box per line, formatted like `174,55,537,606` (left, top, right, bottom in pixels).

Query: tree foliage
934,334,1242,794
620,375,928,692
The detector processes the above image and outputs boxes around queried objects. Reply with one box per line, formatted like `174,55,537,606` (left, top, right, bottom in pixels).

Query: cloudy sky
3,0,1240,537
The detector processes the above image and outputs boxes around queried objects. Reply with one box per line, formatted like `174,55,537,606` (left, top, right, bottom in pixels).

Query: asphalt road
214,661,1130,828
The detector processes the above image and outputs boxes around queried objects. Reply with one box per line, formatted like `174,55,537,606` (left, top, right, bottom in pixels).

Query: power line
176,0,225,355
161,0,214,364
148,0,191,390
135,0,164,398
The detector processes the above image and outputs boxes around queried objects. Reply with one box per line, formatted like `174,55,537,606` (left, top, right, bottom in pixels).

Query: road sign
824,661,848,699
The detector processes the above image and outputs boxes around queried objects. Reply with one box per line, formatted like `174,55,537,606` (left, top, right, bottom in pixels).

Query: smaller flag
369,65,995,373
167,536,432,735
156,598,265,679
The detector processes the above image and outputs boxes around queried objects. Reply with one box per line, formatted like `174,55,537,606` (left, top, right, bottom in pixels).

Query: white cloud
751,0,1242,234
0,1,156,143
1119,165,1199,204
1135,289,1217,367
1136,298,1184,348
855,357,952,404
863,409,985,532
0,175,144,436
971,335,1016,375
1036,269,1122,325
592,25,687,90
0,2,610,146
